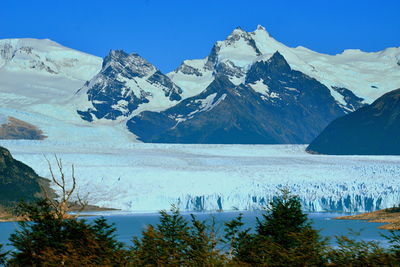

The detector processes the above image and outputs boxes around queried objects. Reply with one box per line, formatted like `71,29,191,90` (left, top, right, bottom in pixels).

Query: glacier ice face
2,141,400,213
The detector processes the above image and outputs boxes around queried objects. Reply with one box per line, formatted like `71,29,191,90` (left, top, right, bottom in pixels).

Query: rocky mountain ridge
0,146,51,207
128,52,345,144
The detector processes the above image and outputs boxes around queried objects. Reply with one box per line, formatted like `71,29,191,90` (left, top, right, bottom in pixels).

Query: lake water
0,211,391,250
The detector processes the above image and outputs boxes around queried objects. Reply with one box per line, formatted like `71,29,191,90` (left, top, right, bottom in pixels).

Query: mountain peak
266,51,291,72
103,49,129,65
233,26,245,32
109,49,129,57
0,38,101,81
102,50,156,78
228,26,249,39
254,24,271,38
256,25,266,31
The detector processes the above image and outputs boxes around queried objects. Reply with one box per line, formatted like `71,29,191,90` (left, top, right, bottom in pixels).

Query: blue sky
1,0,399,72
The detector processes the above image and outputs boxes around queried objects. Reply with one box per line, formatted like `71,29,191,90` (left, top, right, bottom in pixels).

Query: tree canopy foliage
1,189,400,266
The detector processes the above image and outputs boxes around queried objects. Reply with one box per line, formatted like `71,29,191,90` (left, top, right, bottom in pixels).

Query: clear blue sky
1,0,399,72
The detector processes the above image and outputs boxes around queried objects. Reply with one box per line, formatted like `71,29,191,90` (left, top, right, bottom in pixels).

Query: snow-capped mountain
124,26,400,144
0,38,102,108
1,26,399,144
169,25,400,108
0,39,136,145
128,52,345,144
0,38,101,80
77,50,183,121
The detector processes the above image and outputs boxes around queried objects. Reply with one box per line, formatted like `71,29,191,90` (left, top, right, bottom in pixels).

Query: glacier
1,140,400,213
0,37,399,214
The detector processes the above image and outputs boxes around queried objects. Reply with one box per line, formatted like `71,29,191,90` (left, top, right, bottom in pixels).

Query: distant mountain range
0,26,399,145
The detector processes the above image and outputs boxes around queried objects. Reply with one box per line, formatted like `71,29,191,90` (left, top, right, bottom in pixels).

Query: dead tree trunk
42,155,88,219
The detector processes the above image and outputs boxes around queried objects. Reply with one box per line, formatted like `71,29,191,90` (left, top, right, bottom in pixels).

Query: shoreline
0,205,119,223
335,209,400,230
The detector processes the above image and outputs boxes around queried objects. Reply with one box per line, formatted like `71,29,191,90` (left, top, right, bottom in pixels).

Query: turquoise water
0,211,390,249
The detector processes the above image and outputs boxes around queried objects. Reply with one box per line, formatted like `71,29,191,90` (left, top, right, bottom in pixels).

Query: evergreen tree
131,206,193,266
327,235,397,266
223,213,250,259
256,188,311,248
131,206,225,266
231,188,327,266
188,214,225,266
7,200,127,266
0,243,7,266
385,229,400,258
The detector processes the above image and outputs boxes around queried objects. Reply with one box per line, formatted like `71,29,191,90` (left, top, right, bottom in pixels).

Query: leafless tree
41,155,88,219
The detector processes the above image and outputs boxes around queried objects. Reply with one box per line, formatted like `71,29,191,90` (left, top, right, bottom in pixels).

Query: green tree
7,200,127,266
256,188,311,248
230,188,328,266
327,235,397,266
131,207,193,266
188,214,225,266
131,206,225,266
222,213,250,258
0,243,7,265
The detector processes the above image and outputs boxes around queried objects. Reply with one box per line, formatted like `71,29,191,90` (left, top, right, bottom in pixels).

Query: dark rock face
175,63,203,76
0,146,50,206
77,50,182,121
128,52,345,144
307,88,400,155
128,76,278,144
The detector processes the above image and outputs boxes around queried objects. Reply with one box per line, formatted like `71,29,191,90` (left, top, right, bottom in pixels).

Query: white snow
186,93,227,118
168,26,400,106
167,59,214,98
249,79,269,95
0,38,137,143
217,33,259,68
1,141,399,213
0,38,102,81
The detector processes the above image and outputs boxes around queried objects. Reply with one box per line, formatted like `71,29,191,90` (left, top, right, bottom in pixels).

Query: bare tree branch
42,155,88,219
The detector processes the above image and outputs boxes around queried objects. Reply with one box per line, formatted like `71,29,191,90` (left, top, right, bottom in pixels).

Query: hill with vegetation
0,145,51,208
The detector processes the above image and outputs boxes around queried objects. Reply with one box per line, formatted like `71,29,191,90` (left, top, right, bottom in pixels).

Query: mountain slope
77,50,183,121
0,38,102,107
0,146,51,207
128,52,345,144
306,88,400,155
0,39,136,145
